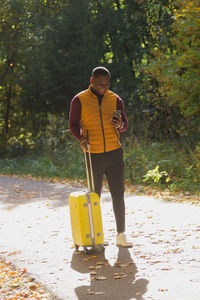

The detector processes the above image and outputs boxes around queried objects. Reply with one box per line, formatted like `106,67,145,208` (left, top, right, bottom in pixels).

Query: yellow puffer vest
78,87,121,153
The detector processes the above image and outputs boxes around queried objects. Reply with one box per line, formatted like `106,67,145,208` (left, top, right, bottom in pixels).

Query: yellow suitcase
69,148,104,253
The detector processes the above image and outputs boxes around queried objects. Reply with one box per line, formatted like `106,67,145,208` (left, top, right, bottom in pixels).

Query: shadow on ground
0,175,82,209
0,175,113,211
71,247,149,300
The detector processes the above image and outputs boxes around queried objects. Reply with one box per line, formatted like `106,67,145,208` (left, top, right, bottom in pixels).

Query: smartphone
112,110,121,121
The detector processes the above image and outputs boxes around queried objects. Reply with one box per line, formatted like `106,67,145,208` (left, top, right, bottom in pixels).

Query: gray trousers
86,147,125,233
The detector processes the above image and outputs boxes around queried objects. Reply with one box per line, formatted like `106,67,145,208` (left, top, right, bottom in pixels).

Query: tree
1,0,195,156
143,0,200,141
0,0,30,152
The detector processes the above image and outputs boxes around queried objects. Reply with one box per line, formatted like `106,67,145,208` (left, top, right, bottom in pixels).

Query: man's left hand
111,115,122,129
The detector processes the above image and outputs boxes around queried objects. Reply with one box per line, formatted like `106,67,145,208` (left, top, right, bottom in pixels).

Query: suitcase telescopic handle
84,145,95,193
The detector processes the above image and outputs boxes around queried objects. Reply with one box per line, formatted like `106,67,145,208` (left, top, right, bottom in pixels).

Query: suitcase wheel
75,244,79,251
83,246,89,254
95,245,105,253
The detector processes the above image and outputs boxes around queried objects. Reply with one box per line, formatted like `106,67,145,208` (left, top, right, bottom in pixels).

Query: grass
124,140,200,193
0,140,199,194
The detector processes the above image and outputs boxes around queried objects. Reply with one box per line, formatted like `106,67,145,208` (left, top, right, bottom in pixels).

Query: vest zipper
99,105,106,152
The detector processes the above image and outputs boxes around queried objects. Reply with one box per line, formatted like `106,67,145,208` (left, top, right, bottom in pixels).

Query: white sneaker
103,240,109,246
116,233,133,248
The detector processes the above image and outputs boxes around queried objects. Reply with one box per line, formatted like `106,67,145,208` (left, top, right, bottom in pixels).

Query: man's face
90,75,110,95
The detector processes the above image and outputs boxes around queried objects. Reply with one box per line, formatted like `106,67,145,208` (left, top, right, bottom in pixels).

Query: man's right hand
80,137,90,151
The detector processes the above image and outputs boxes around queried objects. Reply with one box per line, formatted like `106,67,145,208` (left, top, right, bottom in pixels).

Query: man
69,66,132,247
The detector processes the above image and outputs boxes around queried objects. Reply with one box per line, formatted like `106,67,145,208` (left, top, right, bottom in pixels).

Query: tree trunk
164,102,168,141
5,84,12,135
0,63,10,86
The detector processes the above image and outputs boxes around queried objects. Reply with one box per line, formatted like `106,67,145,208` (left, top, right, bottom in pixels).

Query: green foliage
169,0,200,118
124,140,200,192
0,138,199,192
143,0,200,140
0,154,85,179
143,165,168,183
0,0,176,146
0,115,199,192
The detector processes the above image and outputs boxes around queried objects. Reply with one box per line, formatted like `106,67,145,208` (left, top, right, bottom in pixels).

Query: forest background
0,0,199,194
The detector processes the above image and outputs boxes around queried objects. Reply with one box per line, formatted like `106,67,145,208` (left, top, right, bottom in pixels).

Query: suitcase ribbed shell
69,191,104,248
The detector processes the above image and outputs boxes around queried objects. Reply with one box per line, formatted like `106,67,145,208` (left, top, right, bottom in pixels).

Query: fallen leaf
88,266,95,270
116,263,132,268
87,291,95,295
96,261,107,265
29,284,38,291
7,251,21,256
87,289,104,295
21,268,27,274
91,276,107,281
90,271,98,275
0,258,50,299
113,272,127,279
173,248,183,253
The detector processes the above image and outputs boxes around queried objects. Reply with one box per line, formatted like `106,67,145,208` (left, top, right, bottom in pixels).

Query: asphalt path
0,175,200,300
